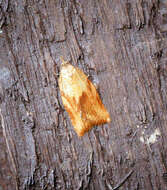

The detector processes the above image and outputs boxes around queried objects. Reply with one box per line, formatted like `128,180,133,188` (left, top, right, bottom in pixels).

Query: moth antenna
60,56,68,65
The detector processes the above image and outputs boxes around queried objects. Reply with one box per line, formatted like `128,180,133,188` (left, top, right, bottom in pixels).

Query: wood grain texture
0,0,167,189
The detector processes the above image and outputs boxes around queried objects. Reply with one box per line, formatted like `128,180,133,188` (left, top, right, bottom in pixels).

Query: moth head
60,57,75,77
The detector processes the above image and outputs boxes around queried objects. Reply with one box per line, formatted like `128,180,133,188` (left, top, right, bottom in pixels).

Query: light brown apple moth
58,57,111,137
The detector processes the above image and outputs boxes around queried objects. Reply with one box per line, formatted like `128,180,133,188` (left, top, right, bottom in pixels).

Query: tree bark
0,0,167,189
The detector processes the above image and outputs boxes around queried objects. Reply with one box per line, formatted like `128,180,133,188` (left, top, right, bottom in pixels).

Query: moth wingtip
77,133,84,137
107,117,111,123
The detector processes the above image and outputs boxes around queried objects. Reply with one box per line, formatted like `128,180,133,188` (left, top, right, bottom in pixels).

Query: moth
58,57,111,137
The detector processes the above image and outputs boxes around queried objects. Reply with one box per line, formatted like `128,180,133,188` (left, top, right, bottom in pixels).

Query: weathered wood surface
0,0,167,189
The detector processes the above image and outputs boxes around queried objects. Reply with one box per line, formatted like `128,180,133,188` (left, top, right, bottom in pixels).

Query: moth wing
59,64,110,137
78,79,111,133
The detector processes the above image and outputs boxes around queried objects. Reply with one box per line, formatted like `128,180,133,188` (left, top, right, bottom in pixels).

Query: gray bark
0,0,167,189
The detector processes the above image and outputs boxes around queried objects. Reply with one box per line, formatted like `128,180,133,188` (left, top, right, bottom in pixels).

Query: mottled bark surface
0,0,167,189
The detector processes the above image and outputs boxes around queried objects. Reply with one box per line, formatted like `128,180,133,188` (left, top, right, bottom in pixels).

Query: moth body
58,58,111,136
